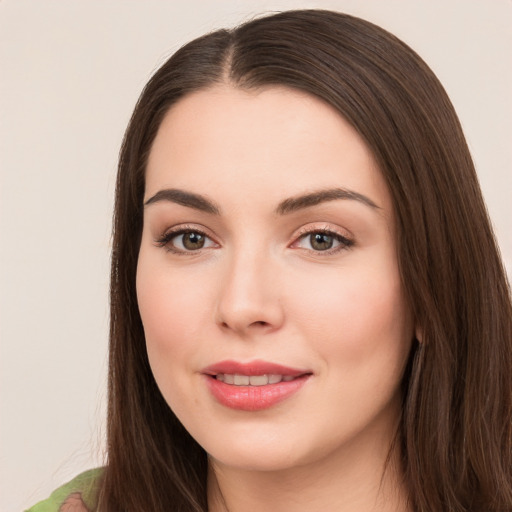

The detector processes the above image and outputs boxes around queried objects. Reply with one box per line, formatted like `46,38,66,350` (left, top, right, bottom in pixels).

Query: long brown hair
100,10,512,512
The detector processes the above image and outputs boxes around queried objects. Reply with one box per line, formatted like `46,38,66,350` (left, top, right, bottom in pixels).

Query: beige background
1,1,510,510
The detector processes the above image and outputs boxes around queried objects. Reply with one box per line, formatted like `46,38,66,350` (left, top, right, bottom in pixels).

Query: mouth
214,373,297,385
202,360,312,411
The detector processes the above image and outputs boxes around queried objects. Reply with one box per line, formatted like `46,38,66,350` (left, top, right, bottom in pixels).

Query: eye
156,228,217,253
175,231,209,250
293,229,353,253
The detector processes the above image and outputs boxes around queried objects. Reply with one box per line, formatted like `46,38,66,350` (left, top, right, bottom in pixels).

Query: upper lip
202,359,311,377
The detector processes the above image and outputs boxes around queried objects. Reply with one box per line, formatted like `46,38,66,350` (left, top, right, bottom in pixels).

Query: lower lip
205,375,310,411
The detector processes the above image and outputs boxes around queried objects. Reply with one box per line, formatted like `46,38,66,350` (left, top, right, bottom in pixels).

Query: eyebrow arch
275,187,380,215
144,188,220,215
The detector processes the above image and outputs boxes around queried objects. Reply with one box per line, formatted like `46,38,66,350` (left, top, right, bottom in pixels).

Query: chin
208,443,306,473
192,420,306,471
199,420,348,475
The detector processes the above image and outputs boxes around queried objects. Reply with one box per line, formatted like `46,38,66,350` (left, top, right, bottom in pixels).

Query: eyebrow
144,187,380,215
275,188,380,214
144,188,220,215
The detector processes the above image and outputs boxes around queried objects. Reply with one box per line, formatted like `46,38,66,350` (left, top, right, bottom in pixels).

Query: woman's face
137,85,413,472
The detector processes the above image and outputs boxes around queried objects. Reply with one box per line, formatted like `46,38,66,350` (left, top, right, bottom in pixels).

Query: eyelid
154,223,220,254
289,223,354,253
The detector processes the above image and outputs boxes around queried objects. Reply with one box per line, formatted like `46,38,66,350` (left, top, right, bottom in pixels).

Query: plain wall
1,1,510,510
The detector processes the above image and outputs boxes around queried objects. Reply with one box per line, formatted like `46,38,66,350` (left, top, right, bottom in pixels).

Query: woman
28,9,512,512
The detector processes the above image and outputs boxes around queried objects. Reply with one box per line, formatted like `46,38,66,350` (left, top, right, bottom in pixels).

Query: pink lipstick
202,360,311,411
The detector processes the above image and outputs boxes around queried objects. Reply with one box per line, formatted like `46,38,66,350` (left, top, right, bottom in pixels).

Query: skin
137,85,414,511
58,493,89,512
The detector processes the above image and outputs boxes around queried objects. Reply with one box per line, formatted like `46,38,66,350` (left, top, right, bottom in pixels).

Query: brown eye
181,231,205,250
310,233,334,251
156,228,217,253
293,229,353,253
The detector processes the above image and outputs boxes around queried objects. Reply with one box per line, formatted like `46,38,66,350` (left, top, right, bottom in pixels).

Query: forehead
145,85,391,212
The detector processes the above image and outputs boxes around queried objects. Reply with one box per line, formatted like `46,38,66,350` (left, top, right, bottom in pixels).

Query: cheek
285,262,412,372
284,264,412,439
136,254,212,378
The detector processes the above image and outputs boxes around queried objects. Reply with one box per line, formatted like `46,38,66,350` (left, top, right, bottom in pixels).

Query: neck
207,426,410,512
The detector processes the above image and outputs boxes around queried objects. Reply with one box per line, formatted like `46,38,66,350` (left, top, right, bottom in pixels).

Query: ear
415,325,423,344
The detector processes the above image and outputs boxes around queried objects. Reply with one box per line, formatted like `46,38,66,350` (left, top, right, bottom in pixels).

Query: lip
203,360,308,377
202,359,312,411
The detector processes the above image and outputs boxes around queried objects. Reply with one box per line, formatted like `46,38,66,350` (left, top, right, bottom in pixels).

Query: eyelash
293,226,354,255
154,225,354,255
155,225,215,255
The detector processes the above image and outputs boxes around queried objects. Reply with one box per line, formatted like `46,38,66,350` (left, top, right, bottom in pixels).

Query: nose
215,249,285,337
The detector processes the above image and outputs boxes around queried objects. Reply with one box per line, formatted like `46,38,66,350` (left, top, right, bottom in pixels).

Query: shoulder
25,468,104,512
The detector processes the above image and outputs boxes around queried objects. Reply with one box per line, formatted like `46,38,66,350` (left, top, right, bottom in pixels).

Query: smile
215,374,296,385
202,360,312,411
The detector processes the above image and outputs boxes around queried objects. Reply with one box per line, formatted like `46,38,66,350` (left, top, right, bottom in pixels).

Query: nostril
219,319,270,332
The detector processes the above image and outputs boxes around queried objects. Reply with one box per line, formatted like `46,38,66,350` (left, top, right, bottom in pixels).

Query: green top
26,468,103,512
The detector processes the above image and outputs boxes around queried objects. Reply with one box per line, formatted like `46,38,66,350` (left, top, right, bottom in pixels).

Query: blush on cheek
304,276,409,359
141,304,192,359
138,277,205,371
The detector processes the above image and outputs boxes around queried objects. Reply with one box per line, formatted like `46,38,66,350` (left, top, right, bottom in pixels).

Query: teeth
249,375,268,386
215,374,297,386
268,374,282,384
234,374,250,385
